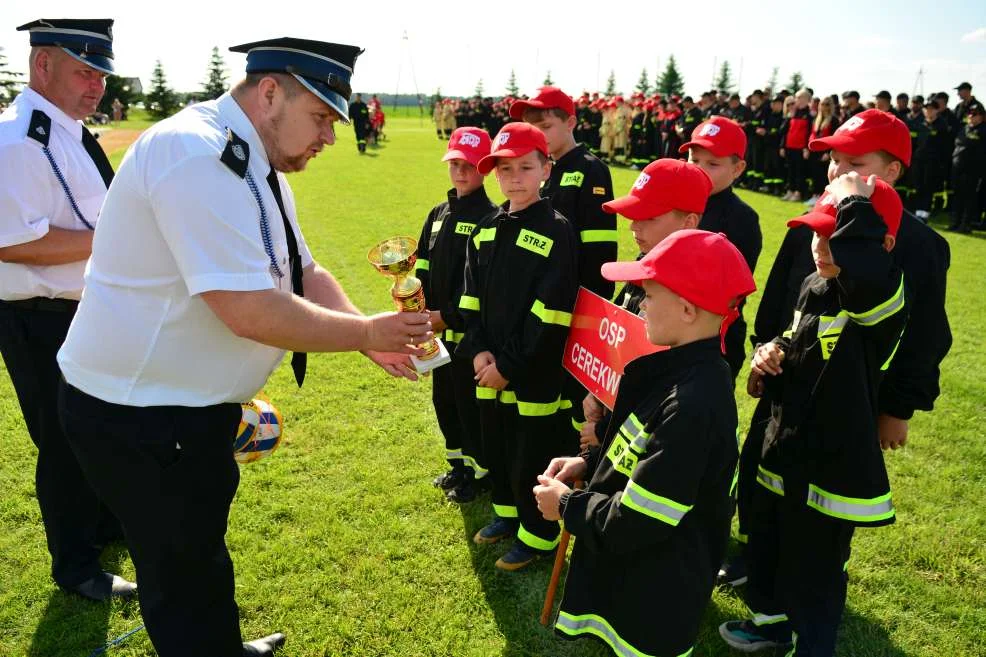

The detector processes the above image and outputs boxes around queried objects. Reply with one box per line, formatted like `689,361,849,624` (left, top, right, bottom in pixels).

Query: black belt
0,297,79,313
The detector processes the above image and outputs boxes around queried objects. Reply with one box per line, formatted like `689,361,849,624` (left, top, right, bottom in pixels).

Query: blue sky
2,1,984,103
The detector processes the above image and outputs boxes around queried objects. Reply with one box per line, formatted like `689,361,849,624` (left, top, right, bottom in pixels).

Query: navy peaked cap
17,18,115,74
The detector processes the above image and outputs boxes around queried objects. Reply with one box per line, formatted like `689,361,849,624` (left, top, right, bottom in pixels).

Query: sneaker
717,554,748,587
718,620,792,653
473,518,518,545
495,541,548,572
432,468,467,491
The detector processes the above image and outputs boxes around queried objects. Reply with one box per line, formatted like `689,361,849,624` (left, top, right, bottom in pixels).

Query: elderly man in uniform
0,18,134,602
55,38,431,657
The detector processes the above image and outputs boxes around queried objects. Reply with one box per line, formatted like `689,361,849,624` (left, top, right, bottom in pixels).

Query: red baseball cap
679,115,747,159
808,109,912,166
508,86,575,120
787,177,903,237
601,229,757,352
476,122,549,175
602,159,713,220
442,127,492,168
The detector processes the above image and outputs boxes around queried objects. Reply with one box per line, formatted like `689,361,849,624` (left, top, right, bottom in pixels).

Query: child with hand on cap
417,127,498,503
680,115,763,379
457,122,579,571
579,159,713,452
720,174,909,657
533,229,755,657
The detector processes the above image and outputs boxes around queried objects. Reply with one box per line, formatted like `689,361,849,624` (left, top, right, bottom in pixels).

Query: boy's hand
363,350,419,381
579,423,600,450
583,393,604,423
533,476,569,521
826,171,876,204
476,363,508,390
428,310,447,333
878,414,909,450
747,370,765,398
779,148,786,157
752,342,786,376
542,456,587,483
473,351,495,376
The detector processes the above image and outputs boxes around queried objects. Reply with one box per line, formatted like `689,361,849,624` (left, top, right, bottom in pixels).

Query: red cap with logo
508,86,575,119
476,122,549,175
787,177,903,237
808,109,912,166
602,159,713,220
678,115,747,159
601,229,757,352
442,127,493,168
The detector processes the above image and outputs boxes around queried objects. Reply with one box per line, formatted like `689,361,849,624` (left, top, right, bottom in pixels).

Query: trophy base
411,337,452,374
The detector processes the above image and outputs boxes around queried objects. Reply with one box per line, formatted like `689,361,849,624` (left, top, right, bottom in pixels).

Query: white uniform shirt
58,93,313,407
0,87,106,300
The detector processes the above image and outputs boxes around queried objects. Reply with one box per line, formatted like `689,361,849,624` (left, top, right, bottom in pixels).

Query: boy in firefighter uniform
720,176,908,657
762,95,786,194
534,229,756,657
458,122,579,571
679,116,763,379
416,127,498,503
947,101,985,233
510,86,616,443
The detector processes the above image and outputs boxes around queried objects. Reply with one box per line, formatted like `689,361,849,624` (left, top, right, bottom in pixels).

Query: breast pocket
75,193,105,230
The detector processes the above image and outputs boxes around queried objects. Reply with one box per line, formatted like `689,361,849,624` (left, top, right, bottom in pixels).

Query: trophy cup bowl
367,236,451,374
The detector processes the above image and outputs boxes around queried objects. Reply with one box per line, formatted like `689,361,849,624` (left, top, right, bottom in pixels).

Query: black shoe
433,468,468,490
717,553,748,587
243,632,286,656
63,571,137,601
473,517,518,545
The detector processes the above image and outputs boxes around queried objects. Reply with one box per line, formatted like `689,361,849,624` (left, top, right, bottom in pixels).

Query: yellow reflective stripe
517,397,568,417
493,503,518,518
621,480,692,526
806,484,894,523
580,229,619,243
475,386,497,400
445,449,463,461
472,227,497,249
557,611,693,657
443,329,464,343
730,463,740,497
881,327,905,371
757,465,785,496
517,524,560,550
572,417,584,431
752,612,789,626
459,295,480,311
736,532,748,544
499,390,517,404
817,313,848,337
845,276,905,326
531,299,573,327
621,413,650,453
461,455,488,477
784,632,799,657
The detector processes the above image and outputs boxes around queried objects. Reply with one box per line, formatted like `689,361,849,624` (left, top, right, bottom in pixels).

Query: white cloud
960,28,986,43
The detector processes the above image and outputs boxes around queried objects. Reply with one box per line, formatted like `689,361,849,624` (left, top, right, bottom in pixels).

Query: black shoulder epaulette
27,110,52,147
220,128,250,178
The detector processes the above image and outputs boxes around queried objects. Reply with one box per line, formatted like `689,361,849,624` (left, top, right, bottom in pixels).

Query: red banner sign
563,288,666,410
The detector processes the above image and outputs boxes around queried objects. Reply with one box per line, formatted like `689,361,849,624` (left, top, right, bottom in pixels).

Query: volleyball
233,399,284,464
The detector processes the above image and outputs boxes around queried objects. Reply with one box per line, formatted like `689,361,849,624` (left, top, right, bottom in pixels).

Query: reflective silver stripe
846,275,905,326
620,414,650,453
621,480,691,526
756,465,785,496
817,313,848,336
445,449,463,461
806,484,894,523
557,611,690,657
753,612,789,626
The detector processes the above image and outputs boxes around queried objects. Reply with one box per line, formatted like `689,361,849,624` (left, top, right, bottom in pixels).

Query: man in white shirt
0,18,134,602
56,37,431,657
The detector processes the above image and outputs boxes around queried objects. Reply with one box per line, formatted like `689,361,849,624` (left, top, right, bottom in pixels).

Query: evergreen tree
765,67,779,94
474,78,484,97
146,60,179,119
201,46,228,100
605,70,618,96
656,55,685,97
715,60,735,93
0,46,24,103
635,68,650,95
506,70,519,96
787,71,805,93
98,75,141,117
543,70,554,86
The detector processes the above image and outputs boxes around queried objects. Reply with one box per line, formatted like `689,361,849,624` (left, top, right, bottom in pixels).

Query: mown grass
0,115,983,657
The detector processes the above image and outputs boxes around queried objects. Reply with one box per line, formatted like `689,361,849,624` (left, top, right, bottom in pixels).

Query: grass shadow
837,606,914,657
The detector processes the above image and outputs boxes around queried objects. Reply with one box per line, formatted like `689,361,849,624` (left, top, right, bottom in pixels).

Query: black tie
265,168,307,387
81,126,114,188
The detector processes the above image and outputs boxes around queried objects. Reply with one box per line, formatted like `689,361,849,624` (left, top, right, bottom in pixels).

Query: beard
260,109,315,173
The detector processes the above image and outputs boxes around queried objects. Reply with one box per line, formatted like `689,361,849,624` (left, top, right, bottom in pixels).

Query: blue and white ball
233,399,283,464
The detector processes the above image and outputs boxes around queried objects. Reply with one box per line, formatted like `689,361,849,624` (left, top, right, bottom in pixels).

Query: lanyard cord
40,145,95,230
244,170,285,279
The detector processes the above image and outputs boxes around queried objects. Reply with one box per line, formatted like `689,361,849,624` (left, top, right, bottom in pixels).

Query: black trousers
747,481,854,657
950,172,983,228
433,348,485,477
913,158,945,213
0,299,119,587
785,148,808,197
736,397,770,543
59,381,244,657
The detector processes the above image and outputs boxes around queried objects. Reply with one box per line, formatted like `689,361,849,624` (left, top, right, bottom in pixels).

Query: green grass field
0,115,983,657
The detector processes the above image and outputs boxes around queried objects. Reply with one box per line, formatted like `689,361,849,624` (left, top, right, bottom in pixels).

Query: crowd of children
416,83,951,657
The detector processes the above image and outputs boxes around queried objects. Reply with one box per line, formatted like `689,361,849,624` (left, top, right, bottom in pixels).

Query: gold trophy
367,236,451,374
